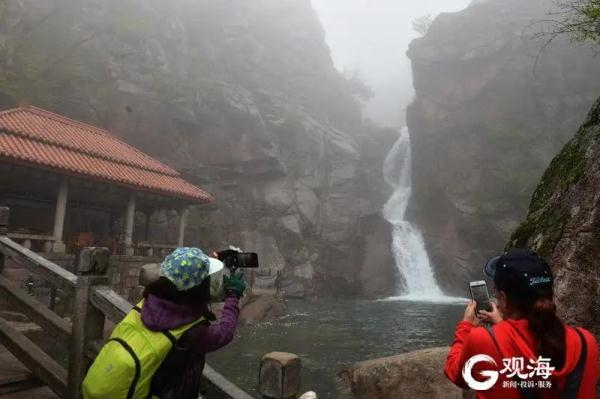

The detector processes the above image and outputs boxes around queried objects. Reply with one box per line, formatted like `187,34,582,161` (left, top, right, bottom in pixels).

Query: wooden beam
0,236,78,292
0,316,68,397
0,275,71,342
90,285,132,323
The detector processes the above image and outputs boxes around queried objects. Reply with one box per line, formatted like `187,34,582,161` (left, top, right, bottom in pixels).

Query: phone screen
234,253,259,268
470,282,491,312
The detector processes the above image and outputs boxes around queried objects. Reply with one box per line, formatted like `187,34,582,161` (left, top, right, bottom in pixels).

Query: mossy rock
508,97,600,256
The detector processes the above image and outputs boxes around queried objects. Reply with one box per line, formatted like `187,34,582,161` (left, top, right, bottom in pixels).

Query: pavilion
0,106,213,256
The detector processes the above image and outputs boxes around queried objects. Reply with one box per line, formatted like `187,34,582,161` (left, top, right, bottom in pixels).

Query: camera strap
560,328,587,399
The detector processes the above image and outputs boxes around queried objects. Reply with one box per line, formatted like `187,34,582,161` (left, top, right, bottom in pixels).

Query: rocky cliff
509,97,600,336
406,0,600,293
0,0,398,297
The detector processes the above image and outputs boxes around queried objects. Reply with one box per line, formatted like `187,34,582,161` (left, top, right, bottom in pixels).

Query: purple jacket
141,293,240,354
141,294,240,398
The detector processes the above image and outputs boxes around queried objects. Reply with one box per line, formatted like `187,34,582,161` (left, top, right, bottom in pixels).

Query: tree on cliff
342,69,374,101
412,14,433,37
551,0,600,44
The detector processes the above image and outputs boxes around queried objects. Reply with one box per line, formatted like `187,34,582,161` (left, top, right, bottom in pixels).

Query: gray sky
311,0,471,127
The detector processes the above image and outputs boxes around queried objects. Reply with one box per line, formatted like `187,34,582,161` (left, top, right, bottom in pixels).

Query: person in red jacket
445,248,598,399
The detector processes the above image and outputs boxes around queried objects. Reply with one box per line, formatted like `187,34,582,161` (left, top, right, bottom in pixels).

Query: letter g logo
462,354,499,390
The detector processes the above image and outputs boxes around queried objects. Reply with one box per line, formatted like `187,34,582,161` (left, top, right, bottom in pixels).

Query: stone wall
107,255,161,302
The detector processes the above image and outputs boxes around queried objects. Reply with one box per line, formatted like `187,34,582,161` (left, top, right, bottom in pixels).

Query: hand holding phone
469,280,492,314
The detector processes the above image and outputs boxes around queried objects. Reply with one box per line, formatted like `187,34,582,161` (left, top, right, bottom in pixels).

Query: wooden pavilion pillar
49,179,68,253
177,205,190,247
124,193,136,255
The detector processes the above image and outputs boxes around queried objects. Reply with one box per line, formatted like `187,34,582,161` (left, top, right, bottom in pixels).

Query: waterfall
382,127,446,300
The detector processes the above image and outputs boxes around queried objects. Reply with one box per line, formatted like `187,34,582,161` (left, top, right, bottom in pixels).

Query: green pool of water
207,298,465,398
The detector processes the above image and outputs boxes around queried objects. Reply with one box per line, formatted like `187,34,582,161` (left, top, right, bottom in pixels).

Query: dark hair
143,276,211,306
495,279,566,369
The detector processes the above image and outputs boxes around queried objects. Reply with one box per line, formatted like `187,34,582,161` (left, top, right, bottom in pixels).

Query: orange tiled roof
0,106,213,202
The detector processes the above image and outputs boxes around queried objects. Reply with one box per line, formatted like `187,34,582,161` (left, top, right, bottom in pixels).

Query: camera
217,246,259,273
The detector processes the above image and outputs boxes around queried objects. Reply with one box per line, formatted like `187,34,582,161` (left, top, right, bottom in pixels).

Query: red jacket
445,319,598,398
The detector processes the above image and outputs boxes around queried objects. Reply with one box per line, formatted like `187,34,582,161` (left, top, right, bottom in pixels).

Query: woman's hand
223,273,246,298
479,302,503,325
463,300,480,326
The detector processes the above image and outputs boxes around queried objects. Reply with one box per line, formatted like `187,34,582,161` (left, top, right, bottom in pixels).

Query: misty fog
1,0,599,397
311,0,471,127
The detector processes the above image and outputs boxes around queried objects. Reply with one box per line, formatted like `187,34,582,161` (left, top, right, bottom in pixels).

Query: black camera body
217,248,259,273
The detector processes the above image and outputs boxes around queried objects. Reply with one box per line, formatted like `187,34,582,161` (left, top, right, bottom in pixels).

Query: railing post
0,207,8,274
67,247,110,399
0,206,8,235
259,352,301,399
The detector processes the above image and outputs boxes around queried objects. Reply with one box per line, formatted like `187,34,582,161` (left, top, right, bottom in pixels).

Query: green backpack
82,301,205,399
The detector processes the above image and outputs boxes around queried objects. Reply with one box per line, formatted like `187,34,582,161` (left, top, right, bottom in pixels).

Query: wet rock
509,97,600,336
280,276,307,299
239,294,286,324
340,347,473,399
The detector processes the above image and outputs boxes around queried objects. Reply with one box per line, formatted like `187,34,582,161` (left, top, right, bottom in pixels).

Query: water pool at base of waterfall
207,298,466,398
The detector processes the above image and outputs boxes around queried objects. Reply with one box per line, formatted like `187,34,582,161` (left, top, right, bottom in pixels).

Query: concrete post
124,194,135,255
67,247,109,399
139,263,160,286
259,352,301,399
177,206,189,247
52,179,68,253
0,207,7,274
0,206,8,236
77,247,110,275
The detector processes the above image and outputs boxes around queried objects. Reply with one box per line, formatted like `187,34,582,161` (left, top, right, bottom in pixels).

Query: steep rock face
509,98,600,336
0,0,397,297
406,0,600,293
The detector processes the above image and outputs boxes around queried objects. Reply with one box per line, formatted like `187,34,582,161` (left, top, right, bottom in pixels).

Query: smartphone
224,252,259,269
469,280,492,313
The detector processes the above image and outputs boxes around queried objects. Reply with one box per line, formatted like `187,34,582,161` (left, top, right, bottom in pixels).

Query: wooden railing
0,206,255,399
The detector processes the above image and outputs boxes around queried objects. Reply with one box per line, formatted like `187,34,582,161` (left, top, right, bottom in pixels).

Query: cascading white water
383,127,446,300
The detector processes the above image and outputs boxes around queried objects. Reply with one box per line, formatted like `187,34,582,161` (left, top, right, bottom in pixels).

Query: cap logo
529,276,551,286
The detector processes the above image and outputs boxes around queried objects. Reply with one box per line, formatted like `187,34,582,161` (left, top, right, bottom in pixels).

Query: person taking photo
444,248,598,398
83,247,247,399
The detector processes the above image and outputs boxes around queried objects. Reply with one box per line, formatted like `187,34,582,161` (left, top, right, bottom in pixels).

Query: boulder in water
339,347,472,399
239,294,286,324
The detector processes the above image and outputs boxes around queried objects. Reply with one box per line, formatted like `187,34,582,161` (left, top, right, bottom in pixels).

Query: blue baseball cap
159,247,223,291
484,248,553,293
